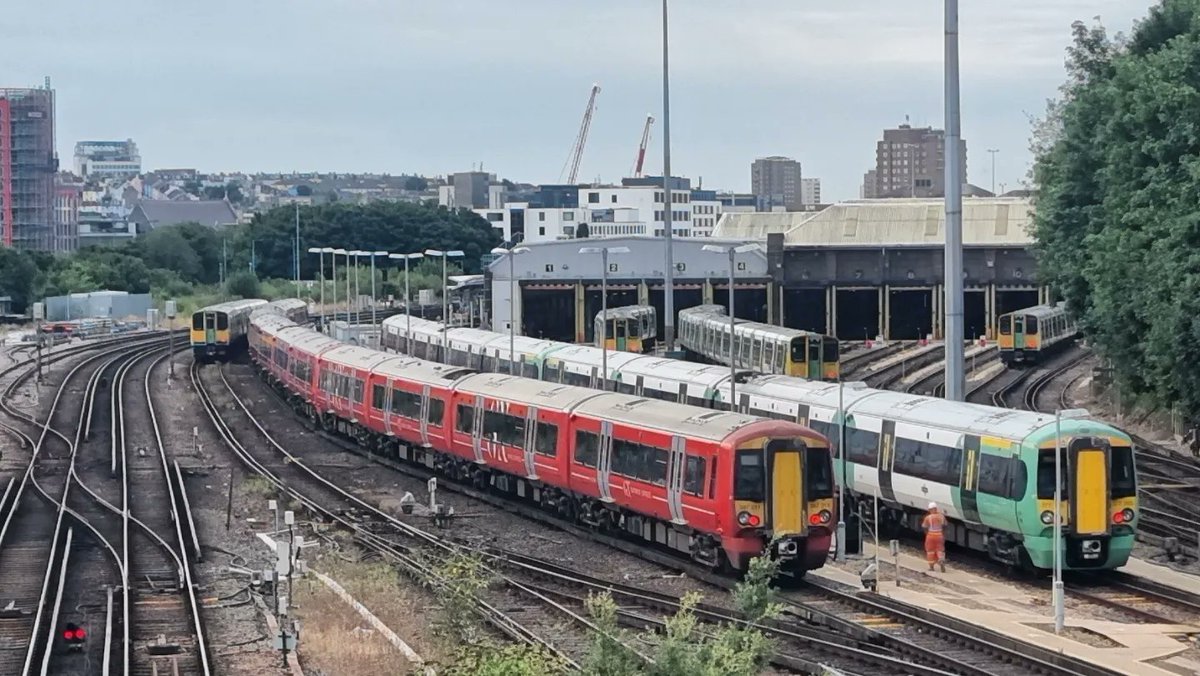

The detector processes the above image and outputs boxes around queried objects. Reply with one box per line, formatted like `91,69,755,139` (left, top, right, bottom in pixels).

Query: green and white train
381,314,1139,572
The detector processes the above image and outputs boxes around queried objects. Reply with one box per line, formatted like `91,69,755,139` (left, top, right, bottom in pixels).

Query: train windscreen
790,337,805,363
999,315,1011,335
1026,316,1039,335
805,446,833,499
192,314,204,330
1110,446,1136,498
217,313,229,330
734,450,765,501
822,337,839,361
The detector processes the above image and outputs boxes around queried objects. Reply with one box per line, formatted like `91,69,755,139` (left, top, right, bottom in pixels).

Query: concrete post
702,278,713,305
575,281,586,343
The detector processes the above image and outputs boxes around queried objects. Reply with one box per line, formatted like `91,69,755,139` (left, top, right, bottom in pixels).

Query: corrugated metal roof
713,197,1034,247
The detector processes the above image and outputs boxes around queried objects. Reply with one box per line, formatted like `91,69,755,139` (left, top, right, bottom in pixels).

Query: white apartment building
800,178,822,205
73,140,141,178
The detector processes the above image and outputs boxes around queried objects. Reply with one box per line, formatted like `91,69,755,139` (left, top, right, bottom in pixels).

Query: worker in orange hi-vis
922,501,947,572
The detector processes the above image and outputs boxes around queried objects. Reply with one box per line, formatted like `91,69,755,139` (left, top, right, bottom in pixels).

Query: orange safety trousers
924,532,946,564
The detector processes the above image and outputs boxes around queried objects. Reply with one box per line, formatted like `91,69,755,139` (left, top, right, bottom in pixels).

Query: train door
1013,315,1025,352
766,440,805,537
958,435,982,524
614,317,628,352
806,337,820,380
419,385,431,446
383,380,395,437
597,421,614,502
666,436,686,524
1070,438,1110,538
204,312,217,344
470,395,485,462
522,407,539,479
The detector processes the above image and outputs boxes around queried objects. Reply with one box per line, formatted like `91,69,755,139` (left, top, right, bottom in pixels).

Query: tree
0,248,40,313
226,270,261,298
1032,2,1200,417
295,184,313,196
403,175,428,191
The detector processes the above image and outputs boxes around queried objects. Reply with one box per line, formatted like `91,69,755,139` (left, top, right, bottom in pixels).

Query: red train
247,309,835,575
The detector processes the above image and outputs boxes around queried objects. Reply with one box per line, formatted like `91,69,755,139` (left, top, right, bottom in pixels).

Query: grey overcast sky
5,1,1150,201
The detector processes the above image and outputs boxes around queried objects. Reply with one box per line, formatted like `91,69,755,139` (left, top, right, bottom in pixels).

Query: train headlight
1114,508,1134,524
737,511,761,527
817,509,832,524
1040,510,1055,525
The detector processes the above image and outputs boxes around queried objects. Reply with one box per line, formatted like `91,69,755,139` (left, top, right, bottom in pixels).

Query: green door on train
1013,315,1025,351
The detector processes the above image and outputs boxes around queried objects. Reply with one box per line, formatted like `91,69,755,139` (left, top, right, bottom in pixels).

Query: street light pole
294,204,301,299
345,250,354,326
424,249,465,363
389,253,424,354
492,246,530,374
331,249,345,334
702,243,757,409
581,246,630,390
1053,409,1064,633
308,247,325,319
661,0,677,354
988,148,998,195
371,251,387,338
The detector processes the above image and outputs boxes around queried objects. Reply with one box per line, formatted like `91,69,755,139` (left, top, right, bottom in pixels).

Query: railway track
840,342,907,378
229,357,1131,676
0,333,207,674
862,344,946,389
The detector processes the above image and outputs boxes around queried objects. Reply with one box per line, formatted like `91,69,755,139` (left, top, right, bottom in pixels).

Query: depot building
487,197,1043,343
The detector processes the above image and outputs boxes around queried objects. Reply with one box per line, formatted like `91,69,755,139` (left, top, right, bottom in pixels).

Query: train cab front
724,437,835,575
1026,437,1138,570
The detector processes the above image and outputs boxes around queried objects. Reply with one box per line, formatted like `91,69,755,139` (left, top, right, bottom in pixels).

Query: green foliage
432,552,493,644
582,557,779,676
443,642,567,676
404,175,429,192
225,270,261,299
1032,3,1200,418
0,201,495,317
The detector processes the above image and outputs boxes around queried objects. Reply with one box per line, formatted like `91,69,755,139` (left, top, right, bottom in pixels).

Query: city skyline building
0,81,59,250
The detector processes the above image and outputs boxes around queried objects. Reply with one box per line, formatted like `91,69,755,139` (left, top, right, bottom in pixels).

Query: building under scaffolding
0,80,58,251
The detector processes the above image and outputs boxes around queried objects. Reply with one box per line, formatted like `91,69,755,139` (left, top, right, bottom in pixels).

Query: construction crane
561,83,601,185
631,114,655,178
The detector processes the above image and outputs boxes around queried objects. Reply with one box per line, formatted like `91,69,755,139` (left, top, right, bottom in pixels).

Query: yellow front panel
823,362,839,380
1027,335,1041,349
216,329,231,345
786,359,804,377
771,450,805,536
1074,450,1108,535
998,334,1014,349
190,329,206,346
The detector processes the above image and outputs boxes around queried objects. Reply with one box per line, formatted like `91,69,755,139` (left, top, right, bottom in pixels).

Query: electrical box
418,289,435,306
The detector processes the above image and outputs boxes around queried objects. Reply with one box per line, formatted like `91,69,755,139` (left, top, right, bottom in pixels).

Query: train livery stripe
958,435,981,523
877,420,897,503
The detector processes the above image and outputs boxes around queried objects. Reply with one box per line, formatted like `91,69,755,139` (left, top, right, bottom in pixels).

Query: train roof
573,394,770,442
681,305,821,339
597,305,654,320
196,299,268,315
543,344,646,370
253,313,297,335
254,298,308,316
1013,303,1068,319
741,376,1087,440
617,357,750,388
381,314,442,336
320,343,402,371
455,373,609,411
285,327,343,355
375,356,475,386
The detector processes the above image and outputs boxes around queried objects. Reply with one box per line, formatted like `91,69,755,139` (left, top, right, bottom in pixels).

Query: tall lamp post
388,252,424,353
351,251,367,317
332,249,347,332
369,251,388,336
987,148,1000,195
1051,408,1087,633
344,250,356,325
580,245,630,390
424,249,464,363
308,247,326,317
492,246,531,374
324,247,337,333
701,243,758,408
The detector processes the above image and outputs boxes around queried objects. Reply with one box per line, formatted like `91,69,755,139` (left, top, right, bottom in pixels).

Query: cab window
1036,449,1068,499
192,314,204,330
1026,316,1039,335
216,313,229,330
805,446,834,499
822,337,839,362
789,337,805,363
999,315,1011,335
734,450,765,501
1110,446,1136,498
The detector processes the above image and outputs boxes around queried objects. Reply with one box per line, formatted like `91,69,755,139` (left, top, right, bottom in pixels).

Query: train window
565,371,591,387
574,431,599,468
1026,316,1039,335
192,315,203,330
845,427,879,465
894,439,961,485
427,399,445,426
999,316,1011,335
351,379,365,404
535,421,558,457
977,453,1011,497
734,450,765,502
1110,446,1136,498
809,420,835,455
805,446,834,499
1008,458,1028,501
807,339,820,364
544,363,561,384
455,404,474,434
823,337,839,362
522,363,539,379
789,338,804,363
684,456,706,496
217,314,229,330
481,354,496,372
612,439,668,485
371,384,386,411
483,410,525,448
391,389,421,419
1036,449,1069,499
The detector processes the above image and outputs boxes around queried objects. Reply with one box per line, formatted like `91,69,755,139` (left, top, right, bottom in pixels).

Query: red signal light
747,514,760,527
808,513,821,525
75,628,86,640
62,629,72,640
